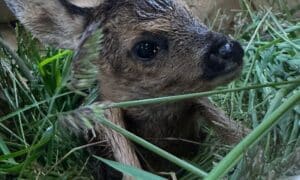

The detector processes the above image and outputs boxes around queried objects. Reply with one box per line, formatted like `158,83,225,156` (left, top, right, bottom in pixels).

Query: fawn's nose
210,39,244,64
202,35,244,80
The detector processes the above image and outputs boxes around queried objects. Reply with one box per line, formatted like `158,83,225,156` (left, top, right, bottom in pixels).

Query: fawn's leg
196,97,250,144
99,107,141,180
61,102,141,179
101,107,141,168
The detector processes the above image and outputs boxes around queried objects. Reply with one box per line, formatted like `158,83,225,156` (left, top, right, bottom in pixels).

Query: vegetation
0,1,299,179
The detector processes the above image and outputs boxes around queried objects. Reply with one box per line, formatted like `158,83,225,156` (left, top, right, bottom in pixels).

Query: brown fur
95,2,244,169
4,0,248,178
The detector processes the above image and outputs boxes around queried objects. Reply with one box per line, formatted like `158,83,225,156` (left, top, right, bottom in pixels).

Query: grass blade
94,156,166,180
205,90,300,180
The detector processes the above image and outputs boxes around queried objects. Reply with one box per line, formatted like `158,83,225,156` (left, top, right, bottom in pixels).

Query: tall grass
207,3,300,179
0,26,94,178
0,1,299,179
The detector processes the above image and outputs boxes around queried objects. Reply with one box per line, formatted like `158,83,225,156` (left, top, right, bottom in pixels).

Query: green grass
0,26,94,178
0,1,300,179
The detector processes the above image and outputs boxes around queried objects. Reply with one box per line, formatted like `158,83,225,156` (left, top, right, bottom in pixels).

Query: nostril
210,39,244,64
210,38,233,59
218,43,233,59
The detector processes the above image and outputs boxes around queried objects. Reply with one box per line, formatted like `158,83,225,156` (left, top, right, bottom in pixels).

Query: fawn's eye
133,41,160,61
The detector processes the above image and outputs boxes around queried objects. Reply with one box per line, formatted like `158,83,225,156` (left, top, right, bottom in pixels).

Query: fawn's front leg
100,107,141,168
61,102,141,179
196,97,250,144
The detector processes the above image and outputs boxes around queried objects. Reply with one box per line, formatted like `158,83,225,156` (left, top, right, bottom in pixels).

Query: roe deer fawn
5,0,248,179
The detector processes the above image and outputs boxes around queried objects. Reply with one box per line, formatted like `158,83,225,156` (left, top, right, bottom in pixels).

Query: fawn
5,0,247,179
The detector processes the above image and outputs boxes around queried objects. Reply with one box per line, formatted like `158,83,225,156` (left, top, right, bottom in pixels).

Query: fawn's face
99,1,243,100
5,0,243,101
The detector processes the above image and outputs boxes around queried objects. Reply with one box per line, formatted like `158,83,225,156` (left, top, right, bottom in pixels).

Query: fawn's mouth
202,56,242,80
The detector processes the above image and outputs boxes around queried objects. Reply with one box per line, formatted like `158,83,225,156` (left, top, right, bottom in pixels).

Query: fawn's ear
4,0,101,49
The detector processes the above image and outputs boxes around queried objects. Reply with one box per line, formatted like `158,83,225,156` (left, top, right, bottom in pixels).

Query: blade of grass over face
205,90,300,180
103,79,300,109
1,79,298,123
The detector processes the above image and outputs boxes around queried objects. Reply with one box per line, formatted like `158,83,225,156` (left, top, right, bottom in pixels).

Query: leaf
93,156,166,180
0,137,16,164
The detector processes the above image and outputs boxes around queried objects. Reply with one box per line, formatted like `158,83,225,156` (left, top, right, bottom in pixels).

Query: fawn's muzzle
202,37,244,80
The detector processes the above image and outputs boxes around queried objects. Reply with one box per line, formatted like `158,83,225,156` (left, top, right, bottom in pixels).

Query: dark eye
133,41,159,61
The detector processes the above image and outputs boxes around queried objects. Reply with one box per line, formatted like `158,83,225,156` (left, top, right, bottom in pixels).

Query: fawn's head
5,0,244,101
